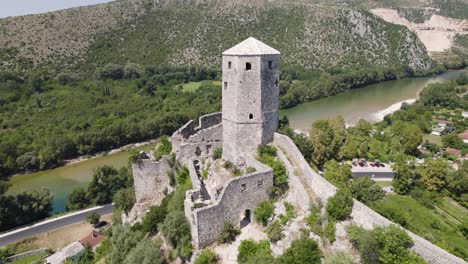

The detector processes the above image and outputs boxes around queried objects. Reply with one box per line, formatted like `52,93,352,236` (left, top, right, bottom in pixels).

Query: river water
8,69,466,213
8,143,155,213
281,69,467,131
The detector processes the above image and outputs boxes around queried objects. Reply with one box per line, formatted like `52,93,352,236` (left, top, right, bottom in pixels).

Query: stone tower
222,37,280,164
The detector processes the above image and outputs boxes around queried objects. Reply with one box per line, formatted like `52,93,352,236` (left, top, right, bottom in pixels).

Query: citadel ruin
126,38,466,264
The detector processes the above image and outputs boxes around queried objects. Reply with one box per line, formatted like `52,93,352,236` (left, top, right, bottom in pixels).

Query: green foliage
340,119,372,160
309,116,346,169
326,189,353,221
113,187,136,214
176,166,190,185
159,210,192,259
65,187,89,211
238,240,273,264
128,149,139,163
75,244,94,264
212,148,222,160
154,136,172,160
266,220,284,243
325,221,336,243
123,240,164,264
350,177,384,204
419,81,467,109
85,166,132,205
416,158,451,192
107,225,144,264
284,201,296,220
223,160,233,169
257,145,288,196
445,160,468,207
277,237,321,264
324,251,357,264
194,249,219,264
324,160,352,188
217,221,240,244
255,201,275,226
86,212,100,227
442,133,465,149
141,195,170,234
0,247,11,262
348,225,424,264
391,154,415,195
246,166,257,174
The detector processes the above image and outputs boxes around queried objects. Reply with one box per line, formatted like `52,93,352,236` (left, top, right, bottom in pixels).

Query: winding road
0,204,113,247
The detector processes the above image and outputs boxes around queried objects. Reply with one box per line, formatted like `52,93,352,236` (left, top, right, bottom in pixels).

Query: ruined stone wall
171,112,222,162
190,159,273,248
273,133,466,264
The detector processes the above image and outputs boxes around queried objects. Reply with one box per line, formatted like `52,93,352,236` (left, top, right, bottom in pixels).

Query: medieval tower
221,37,280,164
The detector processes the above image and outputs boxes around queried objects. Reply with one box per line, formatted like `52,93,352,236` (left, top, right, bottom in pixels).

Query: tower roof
223,37,280,56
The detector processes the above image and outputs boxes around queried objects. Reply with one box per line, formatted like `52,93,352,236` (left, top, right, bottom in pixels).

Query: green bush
255,201,274,226
324,251,357,264
194,249,219,264
326,189,353,221
113,187,136,214
141,195,170,234
213,148,222,160
224,160,233,169
176,166,190,185
350,177,384,205
266,220,284,242
277,237,321,264
246,166,257,173
257,145,288,196
154,136,172,160
86,212,100,227
217,222,240,244
238,240,273,264
284,201,296,219
325,221,336,243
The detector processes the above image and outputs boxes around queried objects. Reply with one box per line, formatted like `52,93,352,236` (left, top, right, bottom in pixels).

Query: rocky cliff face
0,0,434,72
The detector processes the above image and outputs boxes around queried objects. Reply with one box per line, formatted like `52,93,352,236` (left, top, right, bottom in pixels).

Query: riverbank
373,98,417,121
11,139,157,178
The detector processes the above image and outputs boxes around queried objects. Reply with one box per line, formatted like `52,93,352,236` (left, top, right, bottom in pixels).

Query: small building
431,127,445,136
351,164,394,180
79,230,105,250
445,147,461,158
462,111,468,119
46,242,84,264
458,130,468,144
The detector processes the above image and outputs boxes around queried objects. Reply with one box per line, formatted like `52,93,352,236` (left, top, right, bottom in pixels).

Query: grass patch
181,82,202,93
8,252,47,264
375,181,393,187
372,194,468,260
423,134,442,147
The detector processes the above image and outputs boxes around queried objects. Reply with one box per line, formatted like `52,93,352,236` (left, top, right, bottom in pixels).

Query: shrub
326,189,353,221
217,221,240,244
232,166,242,176
284,201,296,219
325,221,336,243
113,187,136,214
194,249,219,264
86,212,100,227
350,177,384,204
154,136,172,160
255,201,274,226
223,160,233,169
141,195,170,234
159,210,192,259
324,251,357,264
277,237,321,264
213,148,222,160
97,63,124,79
246,166,257,173
238,240,272,264
266,220,284,242
257,145,288,196
176,166,190,185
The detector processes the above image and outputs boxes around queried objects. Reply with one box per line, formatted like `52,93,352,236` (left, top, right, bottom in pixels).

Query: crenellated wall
186,159,273,249
171,112,223,162
273,133,466,264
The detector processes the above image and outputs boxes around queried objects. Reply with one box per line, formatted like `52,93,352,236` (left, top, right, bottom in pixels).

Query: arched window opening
249,113,253,119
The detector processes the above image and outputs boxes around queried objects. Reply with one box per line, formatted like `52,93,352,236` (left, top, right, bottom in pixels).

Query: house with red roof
458,130,468,144
79,230,105,249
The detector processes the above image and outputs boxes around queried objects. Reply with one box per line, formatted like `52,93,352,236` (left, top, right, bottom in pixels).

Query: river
8,69,466,213
8,143,156,213
281,69,467,131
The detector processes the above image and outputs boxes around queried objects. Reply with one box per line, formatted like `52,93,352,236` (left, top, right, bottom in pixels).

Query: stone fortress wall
126,156,171,223
171,112,222,162
185,158,273,249
273,133,466,264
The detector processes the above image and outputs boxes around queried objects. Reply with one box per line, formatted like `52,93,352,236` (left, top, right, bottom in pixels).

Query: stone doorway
240,209,251,228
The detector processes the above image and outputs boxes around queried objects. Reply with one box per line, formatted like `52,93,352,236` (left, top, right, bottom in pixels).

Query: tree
87,166,129,204
326,189,353,221
416,158,450,192
159,210,192,259
254,201,274,226
238,240,273,264
217,221,240,244
442,133,464,149
387,121,422,155
107,225,144,264
277,237,321,264
66,187,89,211
266,220,284,243
97,63,124,80
340,119,372,159
154,136,172,160
124,240,164,264
446,160,468,205
350,177,384,204
194,249,219,264
391,154,415,195
75,244,94,264
113,187,136,214
309,116,346,168
324,160,352,188
86,212,101,227
14,188,53,225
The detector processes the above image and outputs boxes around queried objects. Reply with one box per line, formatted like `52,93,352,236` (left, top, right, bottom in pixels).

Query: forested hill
0,0,433,74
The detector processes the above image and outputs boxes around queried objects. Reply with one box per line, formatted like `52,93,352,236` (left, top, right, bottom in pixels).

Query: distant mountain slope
0,0,434,73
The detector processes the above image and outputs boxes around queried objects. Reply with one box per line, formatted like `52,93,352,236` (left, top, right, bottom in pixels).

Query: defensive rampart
273,133,466,264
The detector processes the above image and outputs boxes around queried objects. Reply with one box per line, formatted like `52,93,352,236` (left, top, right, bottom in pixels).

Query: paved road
0,204,113,247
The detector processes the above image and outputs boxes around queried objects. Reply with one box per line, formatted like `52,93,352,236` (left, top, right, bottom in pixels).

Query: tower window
246,62,251,70
249,113,253,119
228,61,232,69
224,82,228,89
268,61,273,69
275,79,279,88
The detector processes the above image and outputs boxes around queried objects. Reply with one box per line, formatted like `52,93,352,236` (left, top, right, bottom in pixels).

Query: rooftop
446,147,461,156
458,130,468,140
223,37,280,56
79,230,105,248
